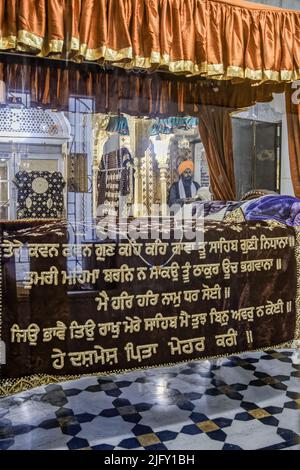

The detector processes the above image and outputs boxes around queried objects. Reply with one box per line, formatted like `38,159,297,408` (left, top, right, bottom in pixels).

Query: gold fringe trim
0,35,16,49
81,44,133,63
0,31,300,81
112,59,300,82
17,29,44,50
0,341,294,397
294,227,300,341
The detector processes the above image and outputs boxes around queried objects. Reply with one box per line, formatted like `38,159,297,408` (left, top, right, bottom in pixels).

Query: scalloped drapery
0,0,300,81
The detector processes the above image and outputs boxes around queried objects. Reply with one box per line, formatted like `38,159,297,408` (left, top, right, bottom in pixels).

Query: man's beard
182,176,192,182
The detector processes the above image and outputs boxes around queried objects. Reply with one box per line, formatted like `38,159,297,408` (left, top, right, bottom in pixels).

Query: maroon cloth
0,219,297,393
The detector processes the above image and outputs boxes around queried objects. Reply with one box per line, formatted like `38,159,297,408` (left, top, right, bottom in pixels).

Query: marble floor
0,349,300,450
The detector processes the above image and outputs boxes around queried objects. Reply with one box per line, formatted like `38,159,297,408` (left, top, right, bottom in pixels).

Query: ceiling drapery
0,59,285,115
0,0,300,82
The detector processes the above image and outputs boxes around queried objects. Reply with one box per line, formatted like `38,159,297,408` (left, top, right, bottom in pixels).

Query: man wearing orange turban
168,159,200,208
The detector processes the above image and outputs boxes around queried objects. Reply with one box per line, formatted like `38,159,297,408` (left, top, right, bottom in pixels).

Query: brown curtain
0,0,300,81
194,80,284,201
0,59,198,115
286,83,300,198
198,106,235,201
0,58,284,115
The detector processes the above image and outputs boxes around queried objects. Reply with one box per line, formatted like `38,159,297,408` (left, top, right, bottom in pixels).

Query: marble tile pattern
0,350,299,450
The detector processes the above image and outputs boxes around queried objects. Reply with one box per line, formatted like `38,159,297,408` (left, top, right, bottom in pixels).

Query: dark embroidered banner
0,219,299,395
14,171,65,219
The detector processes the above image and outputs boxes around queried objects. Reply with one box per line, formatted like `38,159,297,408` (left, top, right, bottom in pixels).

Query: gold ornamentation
223,208,245,223
32,176,49,194
0,35,16,49
78,44,133,62
0,31,299,81
228,224,244,233
266,219,287,231
114,57,300,82
294,227,300,341
17,29,44,50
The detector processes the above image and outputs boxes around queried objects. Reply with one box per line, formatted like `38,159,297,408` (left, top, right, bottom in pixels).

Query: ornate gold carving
223,208,245,223
294,227,300,341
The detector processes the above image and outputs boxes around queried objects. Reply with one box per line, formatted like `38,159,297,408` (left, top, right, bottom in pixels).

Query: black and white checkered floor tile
0,350,299,450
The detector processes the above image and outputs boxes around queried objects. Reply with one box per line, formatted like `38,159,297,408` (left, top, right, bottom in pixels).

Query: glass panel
232,118,254,199
0,205,8,219
254,122,279,191
0,97,212,223
232,117,281,199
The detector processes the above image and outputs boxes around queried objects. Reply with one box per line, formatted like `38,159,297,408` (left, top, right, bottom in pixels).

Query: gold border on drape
295,228,300,342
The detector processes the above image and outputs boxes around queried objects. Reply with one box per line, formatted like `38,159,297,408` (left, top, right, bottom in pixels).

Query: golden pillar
126,116,153,217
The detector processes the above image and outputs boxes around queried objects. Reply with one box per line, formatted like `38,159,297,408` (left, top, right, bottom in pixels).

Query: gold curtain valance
0,0,300,82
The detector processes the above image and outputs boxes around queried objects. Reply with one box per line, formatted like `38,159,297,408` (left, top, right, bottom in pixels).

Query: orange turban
178,160,194,175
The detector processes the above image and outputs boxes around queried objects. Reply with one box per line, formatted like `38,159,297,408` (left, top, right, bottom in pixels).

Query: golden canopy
0,0,300,82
